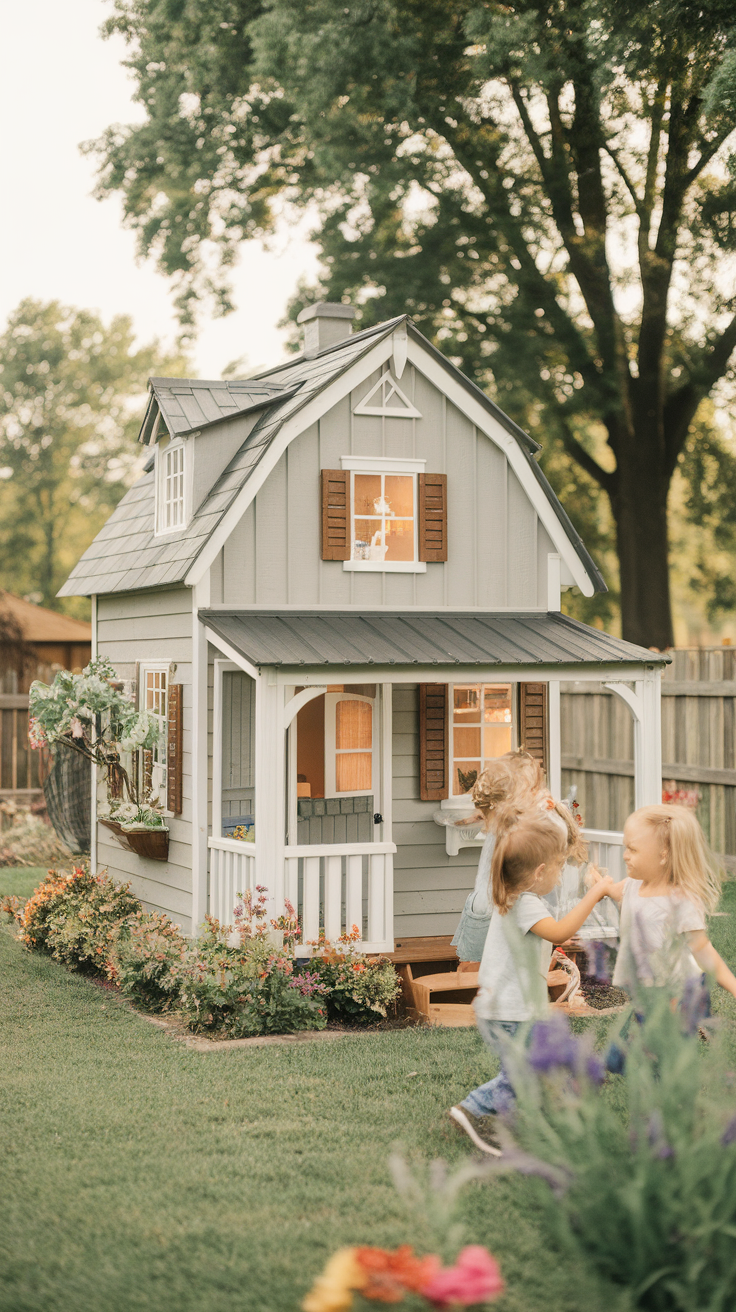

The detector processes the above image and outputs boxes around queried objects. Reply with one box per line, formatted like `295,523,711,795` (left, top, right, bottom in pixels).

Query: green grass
2,882,735,1312
0,867,49,900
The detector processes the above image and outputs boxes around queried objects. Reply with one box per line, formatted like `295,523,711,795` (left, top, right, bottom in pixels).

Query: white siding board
507,467,537,607
476,435,508,608
97,589,191,621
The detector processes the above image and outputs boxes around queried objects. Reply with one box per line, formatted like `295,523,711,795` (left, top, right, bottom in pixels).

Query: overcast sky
0,0,319,378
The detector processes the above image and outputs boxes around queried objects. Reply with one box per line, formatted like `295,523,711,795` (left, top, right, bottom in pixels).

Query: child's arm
687,931,736,999
530,876,616,945
586,866,627,903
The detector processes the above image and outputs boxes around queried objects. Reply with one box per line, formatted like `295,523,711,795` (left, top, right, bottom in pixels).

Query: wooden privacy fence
0,692,48,799
561,647,736,867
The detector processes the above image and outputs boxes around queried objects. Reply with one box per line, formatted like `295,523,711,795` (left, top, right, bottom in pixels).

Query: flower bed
7,869,401,1039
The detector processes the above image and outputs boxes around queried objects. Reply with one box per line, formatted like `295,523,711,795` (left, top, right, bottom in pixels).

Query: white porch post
380,681,394,950
191,609,209,932
605,664,662,809
255,672,285,916
547,680,562,799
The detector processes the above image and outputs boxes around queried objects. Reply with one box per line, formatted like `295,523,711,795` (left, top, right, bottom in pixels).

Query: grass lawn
2,881,735,1312
0,867,50,900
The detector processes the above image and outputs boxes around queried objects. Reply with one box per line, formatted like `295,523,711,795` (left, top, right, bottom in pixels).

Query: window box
99,817,170,862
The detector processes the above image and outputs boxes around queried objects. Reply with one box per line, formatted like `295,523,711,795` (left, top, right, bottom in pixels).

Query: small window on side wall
156,441,186,534
139,664,168,807
451,683,513,796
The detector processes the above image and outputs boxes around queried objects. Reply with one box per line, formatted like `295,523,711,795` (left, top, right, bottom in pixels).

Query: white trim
380,681,392,846
273,662,663,685
547,554,562,611
191,591,209,931
605,669,662,808
284,841,396,858
90,595,98,876
392,325,408,379
203,625,260,681
212,658,239,841
340,455,426,473
548,680,561,797
343,561,427,573
283,685,328,730
138,660,171,807
353,368,421,418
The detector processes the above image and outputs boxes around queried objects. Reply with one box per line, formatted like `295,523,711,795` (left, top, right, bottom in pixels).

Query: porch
199,610,667,952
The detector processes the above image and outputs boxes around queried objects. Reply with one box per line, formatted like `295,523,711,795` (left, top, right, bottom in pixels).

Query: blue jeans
460,1019,520,1116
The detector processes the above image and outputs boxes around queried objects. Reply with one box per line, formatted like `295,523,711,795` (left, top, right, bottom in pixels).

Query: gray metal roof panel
199,610,669,668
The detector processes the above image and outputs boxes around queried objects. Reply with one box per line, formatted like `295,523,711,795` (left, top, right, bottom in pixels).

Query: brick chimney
297,302,355,359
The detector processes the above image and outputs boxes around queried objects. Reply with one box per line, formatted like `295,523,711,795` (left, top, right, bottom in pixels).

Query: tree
0,300,187,614
91,0,736,645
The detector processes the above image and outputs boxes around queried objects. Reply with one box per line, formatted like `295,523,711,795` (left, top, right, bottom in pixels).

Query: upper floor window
156,441,186,534
352,470,416,566
451,683,513,795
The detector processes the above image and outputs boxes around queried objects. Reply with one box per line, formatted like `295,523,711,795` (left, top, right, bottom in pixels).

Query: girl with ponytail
450,804,615,1155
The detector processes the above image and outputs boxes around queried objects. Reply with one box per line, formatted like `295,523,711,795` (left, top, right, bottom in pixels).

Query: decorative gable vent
353,370,421,419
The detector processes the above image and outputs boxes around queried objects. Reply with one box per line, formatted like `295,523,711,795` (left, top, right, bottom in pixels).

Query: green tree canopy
91,0,736,644
0,300,187,615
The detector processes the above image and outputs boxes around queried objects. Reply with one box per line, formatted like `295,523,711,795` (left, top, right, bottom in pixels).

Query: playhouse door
290,684,381,846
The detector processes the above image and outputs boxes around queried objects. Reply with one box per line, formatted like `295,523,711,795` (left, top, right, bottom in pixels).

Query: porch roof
200,610,669,669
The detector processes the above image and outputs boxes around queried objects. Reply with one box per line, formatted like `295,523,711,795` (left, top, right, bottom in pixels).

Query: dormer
139,376,300,534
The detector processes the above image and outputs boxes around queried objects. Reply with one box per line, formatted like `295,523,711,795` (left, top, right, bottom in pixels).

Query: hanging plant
28,656,160,806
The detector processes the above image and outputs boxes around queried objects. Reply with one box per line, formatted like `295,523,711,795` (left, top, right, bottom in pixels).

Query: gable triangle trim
353,369,421,418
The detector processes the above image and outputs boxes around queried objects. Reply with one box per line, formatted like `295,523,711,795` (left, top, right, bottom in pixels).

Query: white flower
70,717,85,738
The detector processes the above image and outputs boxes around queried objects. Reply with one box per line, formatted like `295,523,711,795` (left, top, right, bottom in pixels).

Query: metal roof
199,610,668,668
139,378,299,442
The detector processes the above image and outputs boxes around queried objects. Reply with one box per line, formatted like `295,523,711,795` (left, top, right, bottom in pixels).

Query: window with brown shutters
418,473,447,562
418,683,449,801
518,682,548,779
166,683,183,814
321,469,351,560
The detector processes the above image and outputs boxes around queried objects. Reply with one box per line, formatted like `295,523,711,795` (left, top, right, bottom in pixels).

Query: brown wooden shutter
418,473,447,562
166,683,183,814
321,469,351,560
418,683,449,801
518,683,548,779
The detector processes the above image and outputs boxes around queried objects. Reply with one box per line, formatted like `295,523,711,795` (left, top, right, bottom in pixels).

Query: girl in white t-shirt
603,804,736,1001
451,752,587,963
450,805,614,1154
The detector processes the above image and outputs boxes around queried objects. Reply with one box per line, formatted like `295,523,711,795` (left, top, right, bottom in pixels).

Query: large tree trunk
611,448,674,650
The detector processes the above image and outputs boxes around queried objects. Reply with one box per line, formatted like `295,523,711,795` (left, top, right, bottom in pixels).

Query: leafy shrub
499,1000,736,1311
18,865,141,970
177,910,327,1036
1,894,21,922
304,927,402,1023
109,911,188,1010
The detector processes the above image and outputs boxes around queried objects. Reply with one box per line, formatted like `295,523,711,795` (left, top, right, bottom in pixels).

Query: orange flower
301,1247,367,1312
355,1246,441,1303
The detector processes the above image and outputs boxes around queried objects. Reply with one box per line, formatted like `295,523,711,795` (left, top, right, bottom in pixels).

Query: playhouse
60,304,667,952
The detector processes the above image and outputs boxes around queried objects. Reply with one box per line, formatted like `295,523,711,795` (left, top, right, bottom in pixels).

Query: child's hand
593,874,616,900
584,864,604,888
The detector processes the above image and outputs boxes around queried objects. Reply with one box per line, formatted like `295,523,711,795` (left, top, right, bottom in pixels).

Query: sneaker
449,1105,502,1156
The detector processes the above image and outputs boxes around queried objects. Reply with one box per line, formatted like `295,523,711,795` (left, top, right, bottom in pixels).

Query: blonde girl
452,751,586,963
450,805,614,1154
605,804,736,999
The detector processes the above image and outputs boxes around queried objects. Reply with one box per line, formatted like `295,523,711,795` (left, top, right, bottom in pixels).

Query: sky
0,0,319,378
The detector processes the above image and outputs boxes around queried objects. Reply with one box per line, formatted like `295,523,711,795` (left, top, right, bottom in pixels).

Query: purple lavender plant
679,974,711,1036
528,1013,605,1084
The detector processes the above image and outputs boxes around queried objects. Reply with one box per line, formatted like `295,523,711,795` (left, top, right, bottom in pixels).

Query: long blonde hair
634,803,723,914
471,751,544,830
491,805,568,914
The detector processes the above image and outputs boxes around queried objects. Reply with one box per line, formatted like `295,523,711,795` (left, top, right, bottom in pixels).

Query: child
451,752,586,963
450,804,614,1155
603,804,736,1001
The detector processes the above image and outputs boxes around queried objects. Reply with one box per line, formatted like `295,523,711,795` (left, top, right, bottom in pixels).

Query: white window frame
324,691,378,800
340,455,427,574
443,682,517,806
138,661,171,811
154,439,189,536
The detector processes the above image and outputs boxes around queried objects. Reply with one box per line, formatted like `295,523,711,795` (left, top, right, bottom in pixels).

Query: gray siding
97,587,194,934
392,684,478,938
221,670,256,824
222,365,557,609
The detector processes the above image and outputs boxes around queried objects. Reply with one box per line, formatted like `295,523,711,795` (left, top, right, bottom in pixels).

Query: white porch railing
208,837,258,925
207,836,395,954
284,842,395,954
582,828,625,880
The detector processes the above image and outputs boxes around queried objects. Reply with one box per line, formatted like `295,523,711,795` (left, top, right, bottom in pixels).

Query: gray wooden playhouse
60,304,667,950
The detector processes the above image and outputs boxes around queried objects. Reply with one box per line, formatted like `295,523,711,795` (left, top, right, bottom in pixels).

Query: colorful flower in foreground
301,1247,367,1312
528,1013,605,1084
421,1246,504,1308
355,1245,440,1302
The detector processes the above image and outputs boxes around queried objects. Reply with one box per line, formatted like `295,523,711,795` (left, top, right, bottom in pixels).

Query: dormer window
155,440,187,535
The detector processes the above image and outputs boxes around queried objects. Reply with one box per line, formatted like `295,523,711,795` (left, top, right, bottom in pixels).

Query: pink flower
70,716,85,738
421,1247,504,1308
